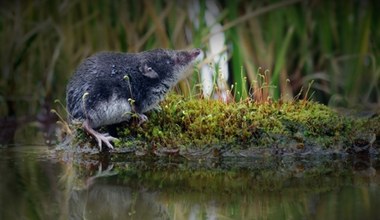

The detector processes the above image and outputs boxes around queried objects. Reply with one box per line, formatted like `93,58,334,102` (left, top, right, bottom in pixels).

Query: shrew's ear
139,63,159,79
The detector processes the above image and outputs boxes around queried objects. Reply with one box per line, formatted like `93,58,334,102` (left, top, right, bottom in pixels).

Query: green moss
72,94,379,156
122,95,336,146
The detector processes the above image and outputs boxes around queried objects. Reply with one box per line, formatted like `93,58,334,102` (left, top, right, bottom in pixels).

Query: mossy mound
71,94,379,157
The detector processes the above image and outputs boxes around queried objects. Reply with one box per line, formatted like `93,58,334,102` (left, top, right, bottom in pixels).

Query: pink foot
83,120,119,151
137,113,148,125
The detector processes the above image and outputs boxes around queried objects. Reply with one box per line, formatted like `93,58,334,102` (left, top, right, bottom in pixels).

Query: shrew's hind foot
83,120,119,151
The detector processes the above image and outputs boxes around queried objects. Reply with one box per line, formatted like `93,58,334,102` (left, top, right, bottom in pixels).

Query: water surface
0,146,379,220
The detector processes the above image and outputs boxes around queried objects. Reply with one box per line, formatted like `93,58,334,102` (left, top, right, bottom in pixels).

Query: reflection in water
69,184,169,219
0,146,380,219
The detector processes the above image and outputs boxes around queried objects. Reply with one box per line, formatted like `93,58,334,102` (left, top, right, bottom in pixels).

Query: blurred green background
1,0,379,121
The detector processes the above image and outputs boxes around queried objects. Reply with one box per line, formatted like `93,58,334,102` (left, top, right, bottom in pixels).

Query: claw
137,113,148,125
83,120,119,151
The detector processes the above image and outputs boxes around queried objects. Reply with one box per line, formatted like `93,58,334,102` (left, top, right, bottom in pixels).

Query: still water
0,145,379,220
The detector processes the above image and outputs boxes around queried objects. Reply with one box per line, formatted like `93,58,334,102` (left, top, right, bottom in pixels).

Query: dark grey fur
67,48,200,129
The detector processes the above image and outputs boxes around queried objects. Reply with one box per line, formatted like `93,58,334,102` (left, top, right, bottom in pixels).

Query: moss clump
84,94,376,156
68,94,379,156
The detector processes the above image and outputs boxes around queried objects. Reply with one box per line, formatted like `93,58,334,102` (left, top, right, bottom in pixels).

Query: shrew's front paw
137,113,148,125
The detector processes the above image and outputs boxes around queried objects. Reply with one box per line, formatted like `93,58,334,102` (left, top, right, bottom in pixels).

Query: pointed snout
175,48,202,65
190,48,201,59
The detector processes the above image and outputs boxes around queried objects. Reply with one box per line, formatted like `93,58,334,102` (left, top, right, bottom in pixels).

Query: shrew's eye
166,59,173,65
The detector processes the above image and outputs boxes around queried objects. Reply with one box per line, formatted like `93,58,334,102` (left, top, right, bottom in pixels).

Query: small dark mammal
66,48,201,150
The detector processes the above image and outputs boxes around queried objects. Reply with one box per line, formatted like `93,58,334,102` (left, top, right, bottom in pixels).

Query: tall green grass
0,0,379,120
225,0,380,106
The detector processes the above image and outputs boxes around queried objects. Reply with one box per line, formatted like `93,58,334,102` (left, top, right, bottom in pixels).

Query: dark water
0,145,379,220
